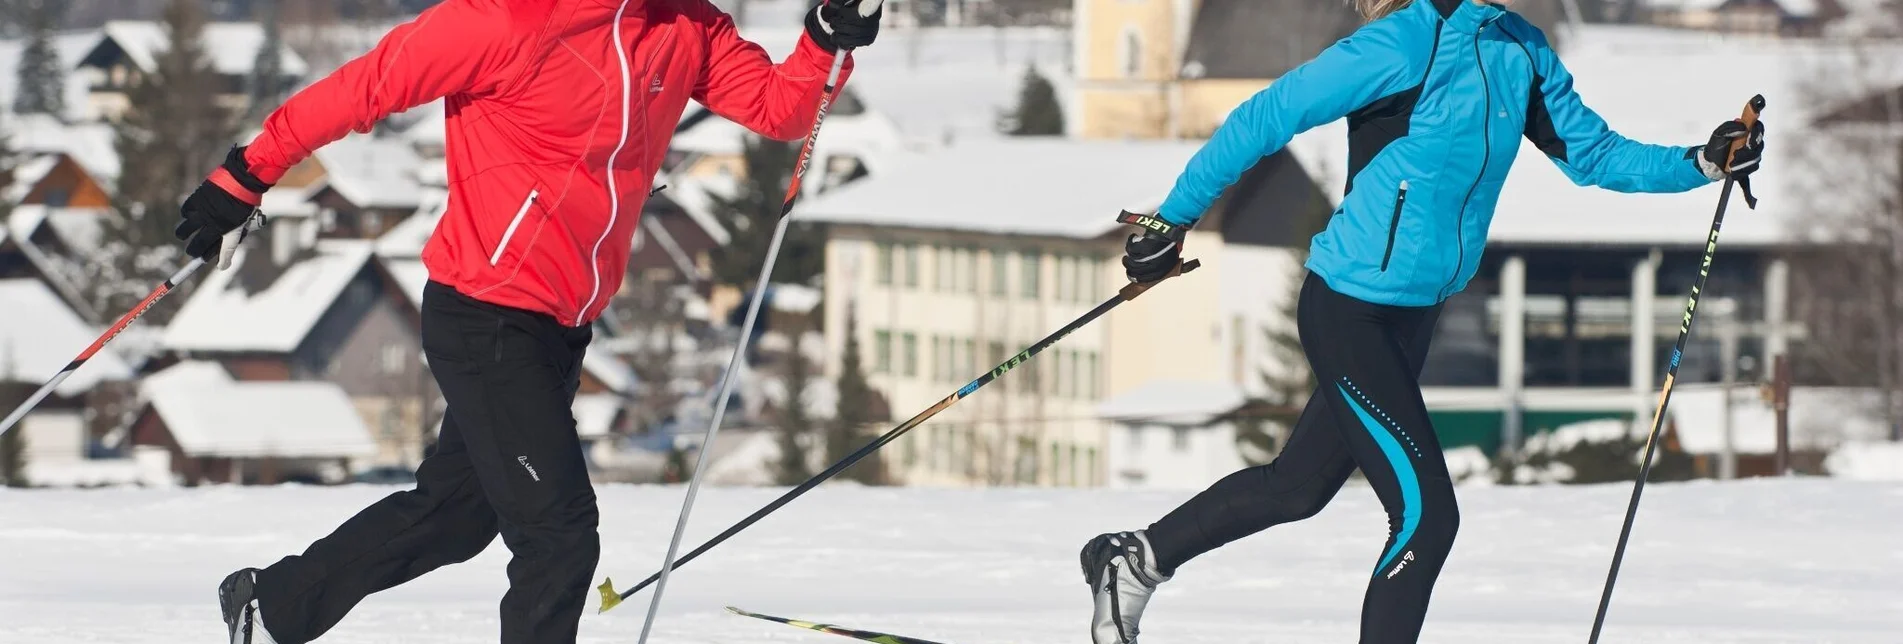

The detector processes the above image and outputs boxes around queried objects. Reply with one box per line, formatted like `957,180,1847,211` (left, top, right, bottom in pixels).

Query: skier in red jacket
174,1,884,642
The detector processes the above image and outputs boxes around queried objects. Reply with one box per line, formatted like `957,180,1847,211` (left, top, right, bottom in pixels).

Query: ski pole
0,213,264,439
628,47,852,644
599,251,1203,614
1588,94,1764,642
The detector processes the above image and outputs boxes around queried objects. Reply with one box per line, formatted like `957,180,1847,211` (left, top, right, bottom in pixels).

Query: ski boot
1081,530,1170,644
219,568,278,644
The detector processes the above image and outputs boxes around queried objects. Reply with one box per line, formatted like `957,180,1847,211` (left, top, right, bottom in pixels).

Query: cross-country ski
726,606,956,644
2,0,1899,643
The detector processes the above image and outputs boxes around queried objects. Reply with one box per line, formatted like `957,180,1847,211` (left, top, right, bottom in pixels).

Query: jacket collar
1429,0,1506,33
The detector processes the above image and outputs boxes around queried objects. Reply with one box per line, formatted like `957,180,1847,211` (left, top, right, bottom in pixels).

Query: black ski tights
1143,273,1459,643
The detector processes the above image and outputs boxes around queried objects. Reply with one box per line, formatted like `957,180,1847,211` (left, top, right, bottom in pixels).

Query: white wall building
1099,379,1247,489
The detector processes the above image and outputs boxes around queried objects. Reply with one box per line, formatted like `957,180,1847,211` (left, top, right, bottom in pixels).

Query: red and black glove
807,0,884,52
175,146,271,264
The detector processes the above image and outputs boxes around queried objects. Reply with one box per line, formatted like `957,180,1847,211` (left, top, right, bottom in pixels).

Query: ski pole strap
1117,210,1187,243
1729,94,1765,209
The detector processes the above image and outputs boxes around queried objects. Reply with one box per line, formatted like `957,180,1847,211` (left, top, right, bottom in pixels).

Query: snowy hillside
3,481,1900,642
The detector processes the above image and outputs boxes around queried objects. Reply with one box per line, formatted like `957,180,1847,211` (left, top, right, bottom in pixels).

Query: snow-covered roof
96,21,309,78
1825,441,1903,480
798,138,1204,238
6,115,120,180
162,240,377,354
0,31,103,122
312,132,428,210
375,189,449,257
4,155,61,204
1097,379,1248,426
573,393,624,440
584,352,637,394
0,279,133,396
769,283,822,314
734,26,1072,143
259,182,321,219
380,257,430,313
139,361,374,458
1643,0,1819,16
672,108,908,180
653,171,731,246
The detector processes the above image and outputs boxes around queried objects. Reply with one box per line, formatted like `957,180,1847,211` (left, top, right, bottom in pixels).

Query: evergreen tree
708,134,826,288
1001,63,1064,136
1,342,30,488
13,0,67,118
829,310,887,484
773,318,818,485
246,0,289,122
102,0,238,321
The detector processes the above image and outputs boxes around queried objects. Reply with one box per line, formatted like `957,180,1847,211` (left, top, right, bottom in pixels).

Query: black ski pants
1144,273,1458,643
254,281,600,644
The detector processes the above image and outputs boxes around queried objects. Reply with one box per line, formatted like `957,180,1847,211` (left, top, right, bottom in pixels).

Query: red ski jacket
243,0,852,326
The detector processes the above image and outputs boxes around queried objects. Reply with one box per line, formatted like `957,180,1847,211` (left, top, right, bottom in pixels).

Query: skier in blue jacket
1081,0,1764,642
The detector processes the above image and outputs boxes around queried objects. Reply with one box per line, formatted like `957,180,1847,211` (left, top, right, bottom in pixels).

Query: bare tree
1786,13,1903,439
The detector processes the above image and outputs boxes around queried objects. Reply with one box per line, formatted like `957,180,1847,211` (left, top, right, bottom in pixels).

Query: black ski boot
219,568,278,644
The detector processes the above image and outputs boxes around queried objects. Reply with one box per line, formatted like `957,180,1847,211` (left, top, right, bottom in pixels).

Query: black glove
807,0,883,52
176,146,271,263
1119,212,1185,283
1696,119,1765,181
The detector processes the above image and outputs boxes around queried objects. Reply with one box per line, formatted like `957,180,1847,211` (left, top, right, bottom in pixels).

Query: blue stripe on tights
1335,382,1421,577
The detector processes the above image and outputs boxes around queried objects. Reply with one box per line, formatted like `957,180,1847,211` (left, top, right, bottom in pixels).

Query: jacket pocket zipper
1380,180,1409,272
490,189,539,266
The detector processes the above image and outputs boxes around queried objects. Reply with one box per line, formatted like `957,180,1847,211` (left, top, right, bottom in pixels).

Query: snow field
1,479,1899,643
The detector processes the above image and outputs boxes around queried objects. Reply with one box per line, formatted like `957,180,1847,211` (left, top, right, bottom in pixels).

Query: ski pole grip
1728,94,1765,163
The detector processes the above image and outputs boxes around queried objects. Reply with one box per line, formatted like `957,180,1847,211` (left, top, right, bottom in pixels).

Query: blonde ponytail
1354,0,1413,21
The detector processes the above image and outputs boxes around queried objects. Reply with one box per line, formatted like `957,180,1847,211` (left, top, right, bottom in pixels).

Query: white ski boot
1080,530,1171,644
219,568,278,644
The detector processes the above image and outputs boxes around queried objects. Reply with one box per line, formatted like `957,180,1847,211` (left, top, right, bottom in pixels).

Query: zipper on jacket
1381,181,1409,272
490,189,539,266
1445,30,1493,300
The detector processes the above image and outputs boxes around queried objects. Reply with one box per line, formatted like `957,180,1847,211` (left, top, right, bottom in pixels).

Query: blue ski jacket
1156,0,1715,307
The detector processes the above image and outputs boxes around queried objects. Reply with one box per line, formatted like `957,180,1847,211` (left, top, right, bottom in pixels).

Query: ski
725,606,956,644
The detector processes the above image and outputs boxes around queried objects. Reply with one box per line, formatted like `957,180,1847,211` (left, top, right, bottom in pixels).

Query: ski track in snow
2,480,1900,643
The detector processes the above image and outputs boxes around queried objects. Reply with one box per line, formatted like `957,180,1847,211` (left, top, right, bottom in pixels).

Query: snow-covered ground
2,480,1899,643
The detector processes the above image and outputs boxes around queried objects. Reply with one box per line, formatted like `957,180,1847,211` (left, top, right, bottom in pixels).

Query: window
1231,315,1246,384
1066,350,1080,398
1084,448,1098,486
379,344,408,375
1069,446,1081,486
1055,255,1073,302
1049,443,1061,484
964,339,977,376
1172,427,1191,452
903,244,920,288
964,247,979,293
875,242,894,285
937,245,955,292
874,330,893,373
1120,28,1143,79
1021,252,1041,299
931,336,942,381
901,333,918,376
1085,351,1100,398
990,251,1009,295
904,432,917,467
989,341,1006,369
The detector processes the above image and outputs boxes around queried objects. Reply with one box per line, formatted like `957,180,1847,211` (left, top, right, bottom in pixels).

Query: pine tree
1001,63,1064,136
13,0,68,118
708,134,827,289
0,342,30,488
246,0,288,122
101,0,239,321
773,318,818,485
829,310,887,484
